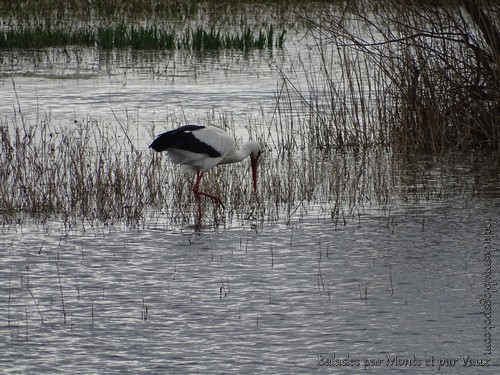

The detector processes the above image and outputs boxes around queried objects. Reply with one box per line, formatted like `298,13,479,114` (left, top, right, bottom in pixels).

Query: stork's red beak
251,155,259,192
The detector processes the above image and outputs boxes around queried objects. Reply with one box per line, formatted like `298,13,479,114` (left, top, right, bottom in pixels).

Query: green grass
0,0,294,51
186,26,286,51
0,24,286,51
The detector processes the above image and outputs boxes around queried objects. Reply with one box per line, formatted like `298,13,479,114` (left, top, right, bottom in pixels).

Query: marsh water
1,12,500,375
0,199,498,374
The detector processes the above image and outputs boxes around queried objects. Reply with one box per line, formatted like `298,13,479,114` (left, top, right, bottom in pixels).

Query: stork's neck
222,141,260,164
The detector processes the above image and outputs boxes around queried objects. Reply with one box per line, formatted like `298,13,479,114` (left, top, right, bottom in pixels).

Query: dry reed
1,86,495,228
295,0,500,153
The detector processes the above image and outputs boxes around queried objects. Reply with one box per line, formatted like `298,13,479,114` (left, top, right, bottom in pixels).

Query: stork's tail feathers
149,133,171,152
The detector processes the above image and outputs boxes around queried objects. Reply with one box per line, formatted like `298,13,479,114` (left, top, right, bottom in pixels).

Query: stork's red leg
192,171,224,207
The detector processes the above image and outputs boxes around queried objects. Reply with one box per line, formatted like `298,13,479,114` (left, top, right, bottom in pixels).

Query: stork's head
248,141,261,192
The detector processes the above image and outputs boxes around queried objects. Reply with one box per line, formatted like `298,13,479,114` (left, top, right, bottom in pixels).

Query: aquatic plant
0,102,495,227
141,294,149,321
0,0,291,51
296,0,500,153
0,23,286,51
0,109,365,227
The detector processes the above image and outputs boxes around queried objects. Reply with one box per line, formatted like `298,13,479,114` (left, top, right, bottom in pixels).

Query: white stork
149,125,261,206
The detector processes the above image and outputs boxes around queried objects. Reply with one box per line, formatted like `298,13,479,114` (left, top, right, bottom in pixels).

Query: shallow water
0,48,286,143
1,197,499,373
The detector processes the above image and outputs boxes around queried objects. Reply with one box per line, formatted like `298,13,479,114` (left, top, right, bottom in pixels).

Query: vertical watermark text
482,220,497,357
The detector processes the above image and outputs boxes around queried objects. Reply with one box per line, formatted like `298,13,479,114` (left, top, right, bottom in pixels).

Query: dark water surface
1,197,499,373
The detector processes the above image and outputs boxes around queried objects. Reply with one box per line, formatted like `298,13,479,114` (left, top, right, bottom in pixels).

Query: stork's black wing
149,125,221,157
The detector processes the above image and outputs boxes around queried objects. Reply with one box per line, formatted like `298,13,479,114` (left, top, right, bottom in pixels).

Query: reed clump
0,117,165,226
0,110,493,227
295,0,500,153
188,25,286,51
0,115,264,227
0,24,285,51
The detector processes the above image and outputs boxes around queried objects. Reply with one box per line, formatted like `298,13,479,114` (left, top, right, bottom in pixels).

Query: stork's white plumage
149,125,261,206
